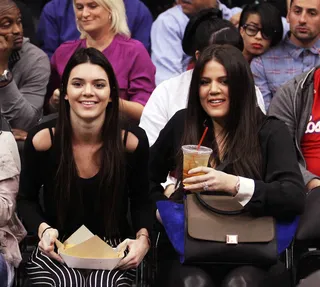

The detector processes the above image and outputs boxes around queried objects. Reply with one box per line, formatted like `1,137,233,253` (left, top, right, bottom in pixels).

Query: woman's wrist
225,174,239,196
136,234,151,247
38,222,51,239
136,229,150,247
41,226,53,238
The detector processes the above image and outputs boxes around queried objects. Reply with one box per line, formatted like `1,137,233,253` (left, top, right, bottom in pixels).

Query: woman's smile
207,98,226,107
79,100,98,108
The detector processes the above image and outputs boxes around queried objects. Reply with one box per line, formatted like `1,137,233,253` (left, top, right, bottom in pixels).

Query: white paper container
56,225,126,270
60,252,123,270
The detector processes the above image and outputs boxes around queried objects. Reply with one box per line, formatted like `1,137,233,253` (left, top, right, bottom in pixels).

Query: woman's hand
38,223,64,263
49,89,60,111
183,166,238,195
117,235,150,270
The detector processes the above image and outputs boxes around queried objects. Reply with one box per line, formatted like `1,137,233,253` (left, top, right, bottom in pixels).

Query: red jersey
301,69,320,176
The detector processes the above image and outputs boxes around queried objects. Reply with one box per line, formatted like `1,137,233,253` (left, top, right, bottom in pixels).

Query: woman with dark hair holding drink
149,44,305,286
17,47,151,286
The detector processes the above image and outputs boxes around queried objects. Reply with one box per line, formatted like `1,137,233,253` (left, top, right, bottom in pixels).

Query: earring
109,14,112,20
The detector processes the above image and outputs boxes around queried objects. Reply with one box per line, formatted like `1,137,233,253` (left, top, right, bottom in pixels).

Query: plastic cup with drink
182,145,213,184
182,126,212,185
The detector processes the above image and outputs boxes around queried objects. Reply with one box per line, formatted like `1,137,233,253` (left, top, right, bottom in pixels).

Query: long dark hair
179,45,264,180
208,24,244,52
182,8,223,56
239,2,283,48
54,48,125,237
182,8,243,60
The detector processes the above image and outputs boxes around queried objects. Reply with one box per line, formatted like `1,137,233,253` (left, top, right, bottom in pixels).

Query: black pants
155,237,290,287
156,259,274,287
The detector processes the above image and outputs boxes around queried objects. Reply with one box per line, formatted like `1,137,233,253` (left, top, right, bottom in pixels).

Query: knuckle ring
203,182,209,191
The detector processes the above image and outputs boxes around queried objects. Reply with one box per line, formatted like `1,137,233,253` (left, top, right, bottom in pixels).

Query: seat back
291,187,320,285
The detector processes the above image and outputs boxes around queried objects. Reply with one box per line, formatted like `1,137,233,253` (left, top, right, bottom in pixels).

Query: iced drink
182,145,213,182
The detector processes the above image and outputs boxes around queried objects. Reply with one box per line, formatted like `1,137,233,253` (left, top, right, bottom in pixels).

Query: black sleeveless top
18,118,152,240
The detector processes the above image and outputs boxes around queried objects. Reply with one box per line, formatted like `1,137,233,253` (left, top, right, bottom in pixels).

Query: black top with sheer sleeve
149,109,306,220
17,118,152,239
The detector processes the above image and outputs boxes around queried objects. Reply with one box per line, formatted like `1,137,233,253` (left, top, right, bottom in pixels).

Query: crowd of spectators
0,0,319,286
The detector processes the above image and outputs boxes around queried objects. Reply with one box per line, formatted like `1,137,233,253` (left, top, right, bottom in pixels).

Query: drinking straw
197,127,208,150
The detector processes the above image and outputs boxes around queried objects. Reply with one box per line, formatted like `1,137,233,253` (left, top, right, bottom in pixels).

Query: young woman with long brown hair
149,44,305,287
18,48,151,286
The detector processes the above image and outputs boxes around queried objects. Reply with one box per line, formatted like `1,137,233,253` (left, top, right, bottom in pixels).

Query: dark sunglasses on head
242,24,276,40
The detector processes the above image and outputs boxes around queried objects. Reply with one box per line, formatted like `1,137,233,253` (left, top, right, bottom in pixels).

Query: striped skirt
26,239,136,287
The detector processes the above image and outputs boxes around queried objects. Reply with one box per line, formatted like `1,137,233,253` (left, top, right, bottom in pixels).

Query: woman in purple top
46,0,156,121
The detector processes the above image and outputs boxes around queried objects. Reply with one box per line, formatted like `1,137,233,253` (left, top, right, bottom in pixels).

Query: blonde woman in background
45,0,155,121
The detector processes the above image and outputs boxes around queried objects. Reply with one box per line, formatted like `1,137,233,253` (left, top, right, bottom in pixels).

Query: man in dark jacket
0,0,50,139
268,66,320,191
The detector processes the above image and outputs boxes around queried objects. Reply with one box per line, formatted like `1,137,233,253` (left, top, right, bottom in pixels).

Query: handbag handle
191,119,273,217
195,193,245,215
191,117,275,216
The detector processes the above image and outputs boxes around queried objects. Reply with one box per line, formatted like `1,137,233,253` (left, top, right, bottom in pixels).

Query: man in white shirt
151,0,242,85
